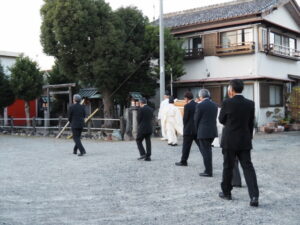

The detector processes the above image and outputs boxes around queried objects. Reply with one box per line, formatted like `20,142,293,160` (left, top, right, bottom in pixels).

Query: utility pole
159,0,165,102
170,68,173,96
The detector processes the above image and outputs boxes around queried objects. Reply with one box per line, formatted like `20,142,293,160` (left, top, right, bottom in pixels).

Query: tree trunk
102,89,114,128
24,101,31,127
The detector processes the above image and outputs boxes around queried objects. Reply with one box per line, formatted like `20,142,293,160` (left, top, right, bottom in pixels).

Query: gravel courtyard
0,132,299,225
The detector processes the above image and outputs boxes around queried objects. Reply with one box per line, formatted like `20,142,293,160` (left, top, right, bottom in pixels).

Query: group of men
68,79,259,207
135,79,259,207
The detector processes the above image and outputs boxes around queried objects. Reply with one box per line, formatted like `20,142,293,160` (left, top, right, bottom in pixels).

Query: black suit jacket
219,95,255,150
194,98,218,139
183,100,197,136
68,103,86,129
137,105,154,135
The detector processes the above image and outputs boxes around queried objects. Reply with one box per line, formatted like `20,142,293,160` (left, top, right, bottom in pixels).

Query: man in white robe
163,97,183,146
158,91,170,140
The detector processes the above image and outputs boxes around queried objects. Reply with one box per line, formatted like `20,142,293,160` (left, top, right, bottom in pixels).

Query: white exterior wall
256,52,300,79
181,54,256,81
0,57,16,75
264,6,300,32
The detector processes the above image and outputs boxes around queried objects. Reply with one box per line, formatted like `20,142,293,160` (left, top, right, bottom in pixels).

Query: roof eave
170,14,263,35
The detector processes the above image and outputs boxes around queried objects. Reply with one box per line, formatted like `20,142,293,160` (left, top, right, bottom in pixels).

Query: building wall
264,6,300,32
181,54,256,81
256,52,300,79
0,56,16,75
7,99,37,126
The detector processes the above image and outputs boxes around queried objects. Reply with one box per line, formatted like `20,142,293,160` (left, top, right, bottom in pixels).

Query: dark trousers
198,138,214,175
232,159,242,186
181,135,200,163
136,133,151,157
72,128,86,154
221,149,259,199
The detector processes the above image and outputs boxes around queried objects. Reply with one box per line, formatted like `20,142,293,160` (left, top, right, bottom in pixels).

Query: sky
0,0,299,70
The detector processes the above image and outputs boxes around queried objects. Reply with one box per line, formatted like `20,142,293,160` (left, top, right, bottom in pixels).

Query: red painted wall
7,99,36,126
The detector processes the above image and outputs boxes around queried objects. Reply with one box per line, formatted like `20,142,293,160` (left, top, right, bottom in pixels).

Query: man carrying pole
68,94,86,156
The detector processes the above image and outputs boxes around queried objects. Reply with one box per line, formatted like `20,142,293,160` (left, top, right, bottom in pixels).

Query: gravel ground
0,132,299,225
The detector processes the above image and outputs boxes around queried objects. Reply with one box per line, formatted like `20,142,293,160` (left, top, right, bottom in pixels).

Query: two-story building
163,0,300,126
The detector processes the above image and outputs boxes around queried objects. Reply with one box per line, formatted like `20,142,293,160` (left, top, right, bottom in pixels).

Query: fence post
87,120,91,137
120,116,125,141
132,108,138,139
9,116,14,133
58,116,62,130
32,117,36,134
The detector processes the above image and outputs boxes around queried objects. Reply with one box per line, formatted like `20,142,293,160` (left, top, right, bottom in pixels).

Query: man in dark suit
136,98,154,161
218,79,259,207
194,89,218,177
68,94,86,156
175,91,200,166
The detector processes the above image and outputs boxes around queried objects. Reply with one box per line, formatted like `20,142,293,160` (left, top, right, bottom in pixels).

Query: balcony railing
264,44,300,61
216,42,255,56
184,48,204,59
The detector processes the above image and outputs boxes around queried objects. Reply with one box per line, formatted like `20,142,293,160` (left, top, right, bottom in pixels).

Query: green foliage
47,61,74,85
40,0,185,115
10,55,43,102
145,25,185,85
0,64,15,110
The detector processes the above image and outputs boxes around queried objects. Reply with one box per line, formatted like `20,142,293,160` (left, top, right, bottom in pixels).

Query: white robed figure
163,97,183,146
158,91,170,140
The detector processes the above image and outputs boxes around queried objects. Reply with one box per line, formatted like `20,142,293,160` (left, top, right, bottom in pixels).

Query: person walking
163,97,183,146
218,79,259,207
194,89,218,177
158,91,170,141
136,98,154,161
68,94,86,156
175,91,200,166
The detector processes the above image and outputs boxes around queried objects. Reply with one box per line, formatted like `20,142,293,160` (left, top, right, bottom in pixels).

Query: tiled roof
78,88,101,99
161,0,286,28
174,75,294,83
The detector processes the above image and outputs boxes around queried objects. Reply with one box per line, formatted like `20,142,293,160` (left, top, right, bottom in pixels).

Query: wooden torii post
42,83,76,134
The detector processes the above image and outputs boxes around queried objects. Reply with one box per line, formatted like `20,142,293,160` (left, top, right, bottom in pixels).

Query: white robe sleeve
174,107,183,136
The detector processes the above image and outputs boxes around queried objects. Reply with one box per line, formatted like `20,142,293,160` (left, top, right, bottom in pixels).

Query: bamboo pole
55,99,85,139
66,108,99,139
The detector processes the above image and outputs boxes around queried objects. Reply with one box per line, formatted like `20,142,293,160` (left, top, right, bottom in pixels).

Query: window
269,32,297,56
221,28,253,47
260,83,283,107
269,85,281,106
222,84,254,101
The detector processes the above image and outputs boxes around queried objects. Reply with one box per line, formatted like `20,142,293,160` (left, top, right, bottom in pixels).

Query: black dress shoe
175,161,188,166
171,143,178,146
219,192,232,200
250,197,259,207
78,153,85,156
137,155,146,160
73,152,77,155
144,157,151,161
199,172,212,177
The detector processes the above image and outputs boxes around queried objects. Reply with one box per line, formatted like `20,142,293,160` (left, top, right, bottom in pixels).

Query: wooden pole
66,108,99,139
55,99,85,139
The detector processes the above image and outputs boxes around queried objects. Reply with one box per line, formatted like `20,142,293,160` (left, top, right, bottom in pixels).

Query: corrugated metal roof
78,88,101,99
158,0,285,28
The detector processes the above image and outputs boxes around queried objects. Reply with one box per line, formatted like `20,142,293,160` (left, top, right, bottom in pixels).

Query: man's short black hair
184,91,193,100
139,97,147,104
229,79,244,93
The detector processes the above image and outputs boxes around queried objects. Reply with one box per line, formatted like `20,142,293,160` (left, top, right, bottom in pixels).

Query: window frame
260,83,283,108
